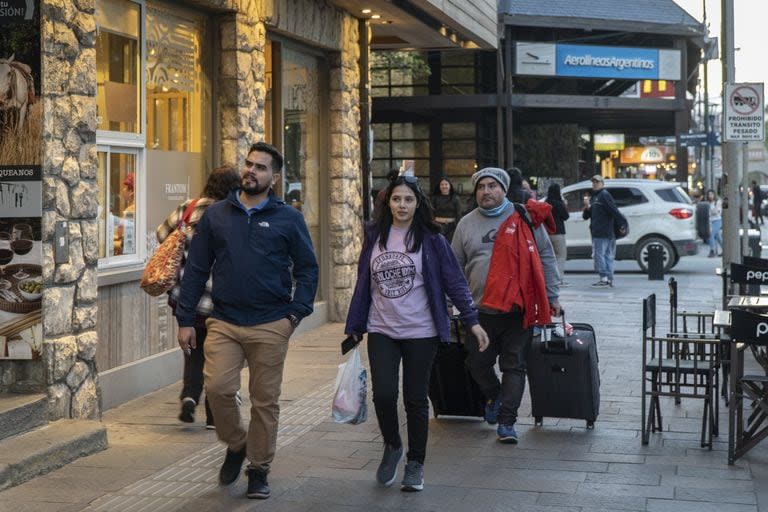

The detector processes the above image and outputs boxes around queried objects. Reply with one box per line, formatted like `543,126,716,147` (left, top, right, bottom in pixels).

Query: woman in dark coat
431,177,463,241
545,183,569,286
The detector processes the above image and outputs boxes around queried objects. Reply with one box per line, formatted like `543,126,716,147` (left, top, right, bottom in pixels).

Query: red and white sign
724,83,764,141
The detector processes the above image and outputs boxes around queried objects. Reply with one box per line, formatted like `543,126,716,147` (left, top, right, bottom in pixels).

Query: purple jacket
345,225,479,342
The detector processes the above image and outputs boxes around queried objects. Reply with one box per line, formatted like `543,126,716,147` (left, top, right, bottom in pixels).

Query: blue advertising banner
555,44,680,80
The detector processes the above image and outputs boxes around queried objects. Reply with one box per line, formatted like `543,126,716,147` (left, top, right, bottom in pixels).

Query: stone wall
39,0,100,420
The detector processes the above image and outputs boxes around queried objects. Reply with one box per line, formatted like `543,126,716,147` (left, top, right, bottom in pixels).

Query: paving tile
646,498,758,512
537,492,648,511
674,486,757,505
575,481,674,498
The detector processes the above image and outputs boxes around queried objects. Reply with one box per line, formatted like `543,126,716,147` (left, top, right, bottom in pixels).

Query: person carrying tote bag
155,165,240,427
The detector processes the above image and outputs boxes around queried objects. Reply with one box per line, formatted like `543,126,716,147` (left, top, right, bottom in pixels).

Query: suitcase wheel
534,416,543,426
586,420,595,429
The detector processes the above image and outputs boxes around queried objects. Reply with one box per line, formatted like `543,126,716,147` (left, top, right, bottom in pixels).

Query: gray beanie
472,167,510,192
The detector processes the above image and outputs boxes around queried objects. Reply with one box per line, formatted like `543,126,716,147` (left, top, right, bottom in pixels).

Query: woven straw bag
140,200,198,297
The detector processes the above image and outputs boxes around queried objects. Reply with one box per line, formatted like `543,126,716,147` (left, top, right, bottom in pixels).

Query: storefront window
97,148,139,261
146,4,203,152
96,0,141,134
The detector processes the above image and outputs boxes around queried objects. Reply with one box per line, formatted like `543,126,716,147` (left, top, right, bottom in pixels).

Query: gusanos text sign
724,83,764,142
515,42,681,81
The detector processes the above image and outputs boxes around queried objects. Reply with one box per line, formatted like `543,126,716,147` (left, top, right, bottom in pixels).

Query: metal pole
721,0,741,266
703,0,713,191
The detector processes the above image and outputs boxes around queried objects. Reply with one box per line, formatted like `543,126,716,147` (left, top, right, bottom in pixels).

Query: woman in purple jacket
345,175,488,492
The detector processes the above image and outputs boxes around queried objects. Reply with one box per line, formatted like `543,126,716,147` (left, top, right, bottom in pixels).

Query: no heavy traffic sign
724,83,764,142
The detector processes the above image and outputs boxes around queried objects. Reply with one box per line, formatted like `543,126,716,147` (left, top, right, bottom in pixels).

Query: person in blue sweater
346,175,488,492
176,142,318,500
582,174,622,287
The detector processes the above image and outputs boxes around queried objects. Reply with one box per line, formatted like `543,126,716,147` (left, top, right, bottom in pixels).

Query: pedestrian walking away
545,183,569,287
751,181,764,225
157,165,240,430
176,142,319,500
345,174,489,492
706,189,723,257
582,175,623,287
452,167,561,445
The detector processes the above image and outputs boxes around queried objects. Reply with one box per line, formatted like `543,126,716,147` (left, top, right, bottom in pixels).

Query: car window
563,188,589,212
654,186,693,204
606,187,647,207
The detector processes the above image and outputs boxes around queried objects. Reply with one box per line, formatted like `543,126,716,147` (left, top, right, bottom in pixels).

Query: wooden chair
642,293,720,449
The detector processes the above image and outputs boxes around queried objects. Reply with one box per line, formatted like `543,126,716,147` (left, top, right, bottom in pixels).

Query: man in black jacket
582,175,622,287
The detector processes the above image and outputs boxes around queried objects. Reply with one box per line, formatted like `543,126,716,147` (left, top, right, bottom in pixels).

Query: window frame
95,0,146,273
96,144,145,271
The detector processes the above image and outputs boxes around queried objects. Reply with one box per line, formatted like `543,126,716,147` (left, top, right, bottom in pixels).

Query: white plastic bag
331,347,368,424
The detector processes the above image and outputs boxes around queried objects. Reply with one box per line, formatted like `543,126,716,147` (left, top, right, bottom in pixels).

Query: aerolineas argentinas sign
515,42,681,81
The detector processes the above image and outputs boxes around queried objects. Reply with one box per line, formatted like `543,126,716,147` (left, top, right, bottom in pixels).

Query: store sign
619,146,665,165
594,133,625,151
0,0,41,360
515,42,680,81
0,1,34,23
724,83,764,142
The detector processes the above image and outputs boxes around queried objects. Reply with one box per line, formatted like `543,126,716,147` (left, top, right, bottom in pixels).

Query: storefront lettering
562,54,655,71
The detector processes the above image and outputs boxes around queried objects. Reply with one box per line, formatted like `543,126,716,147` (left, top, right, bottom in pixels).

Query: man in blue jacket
176,142,318,500
582,174,621,287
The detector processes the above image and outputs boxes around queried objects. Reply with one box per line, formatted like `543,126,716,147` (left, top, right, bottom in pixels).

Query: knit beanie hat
472,167,510,192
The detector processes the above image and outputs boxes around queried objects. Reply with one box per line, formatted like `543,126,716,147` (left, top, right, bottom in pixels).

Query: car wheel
636,237,675,273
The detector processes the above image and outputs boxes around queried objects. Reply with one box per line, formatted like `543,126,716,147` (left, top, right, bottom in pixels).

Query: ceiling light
361,8,371,14
381,20,393,24
371,14,381,19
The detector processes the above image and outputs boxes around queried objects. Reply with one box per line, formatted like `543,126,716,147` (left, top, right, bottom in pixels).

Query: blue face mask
478,197,510,217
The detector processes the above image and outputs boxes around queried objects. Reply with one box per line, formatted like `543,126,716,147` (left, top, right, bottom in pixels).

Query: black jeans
465,311,533,425
180,323,213,422
367,333,439,464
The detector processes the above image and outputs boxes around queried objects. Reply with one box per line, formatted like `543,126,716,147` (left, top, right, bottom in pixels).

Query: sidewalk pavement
2,251,768,511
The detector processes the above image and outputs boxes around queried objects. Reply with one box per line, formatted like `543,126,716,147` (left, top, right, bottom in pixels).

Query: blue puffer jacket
176,189,318,328
345,224,479,342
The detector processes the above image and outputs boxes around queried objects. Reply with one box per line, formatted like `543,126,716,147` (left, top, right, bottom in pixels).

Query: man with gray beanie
452,167,561,444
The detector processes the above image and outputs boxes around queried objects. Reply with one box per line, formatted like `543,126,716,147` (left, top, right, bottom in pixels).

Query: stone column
328,16,362,321
40,0,100,420
218,6,266,165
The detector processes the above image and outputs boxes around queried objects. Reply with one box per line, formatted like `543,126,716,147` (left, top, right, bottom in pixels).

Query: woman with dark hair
545,183,570,286
345,175,488,492
157,164,241,428
706,189,723,257
431,177,463,241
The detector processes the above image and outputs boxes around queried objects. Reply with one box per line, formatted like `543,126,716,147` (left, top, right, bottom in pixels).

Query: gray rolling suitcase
527,320,600,428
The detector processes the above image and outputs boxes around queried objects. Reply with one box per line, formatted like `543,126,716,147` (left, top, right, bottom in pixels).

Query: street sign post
724,83,765,141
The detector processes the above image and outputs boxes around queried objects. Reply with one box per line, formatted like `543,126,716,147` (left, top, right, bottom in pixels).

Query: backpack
613,210,629,239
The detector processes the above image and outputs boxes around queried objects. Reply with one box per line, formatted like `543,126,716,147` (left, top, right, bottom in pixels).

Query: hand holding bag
140,199,198,297
331,346,368,424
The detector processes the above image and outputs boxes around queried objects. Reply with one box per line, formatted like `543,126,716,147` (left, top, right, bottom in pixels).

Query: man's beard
241,178,270,196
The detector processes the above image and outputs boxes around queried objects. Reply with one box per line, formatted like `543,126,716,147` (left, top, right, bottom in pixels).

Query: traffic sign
678,132,708,147
724,82,764,141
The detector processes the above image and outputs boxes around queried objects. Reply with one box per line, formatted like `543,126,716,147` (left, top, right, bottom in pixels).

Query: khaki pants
549,233,567,283
203,317,292,472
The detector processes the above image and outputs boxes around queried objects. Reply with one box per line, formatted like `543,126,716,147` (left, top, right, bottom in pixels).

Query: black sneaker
246,467,271,499
219,445,247,485
376,443,403,486
179,397,195,423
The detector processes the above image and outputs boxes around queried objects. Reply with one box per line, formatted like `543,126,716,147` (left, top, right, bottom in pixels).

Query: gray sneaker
376,444,403,486
401,460,424,492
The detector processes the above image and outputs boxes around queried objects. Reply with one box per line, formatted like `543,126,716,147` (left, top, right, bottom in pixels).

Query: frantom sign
724,83,764,142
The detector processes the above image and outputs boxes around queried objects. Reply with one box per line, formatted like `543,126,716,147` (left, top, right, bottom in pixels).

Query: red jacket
481,202,552,327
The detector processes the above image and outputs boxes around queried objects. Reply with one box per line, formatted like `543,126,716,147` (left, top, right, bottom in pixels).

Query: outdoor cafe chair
642,293,720,449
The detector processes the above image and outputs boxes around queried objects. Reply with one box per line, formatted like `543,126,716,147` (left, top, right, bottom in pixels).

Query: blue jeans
592,237,616,281
708,218,722,253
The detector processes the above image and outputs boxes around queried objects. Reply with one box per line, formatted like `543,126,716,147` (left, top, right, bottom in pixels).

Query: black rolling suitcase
527,320,600,428
428,317,485,418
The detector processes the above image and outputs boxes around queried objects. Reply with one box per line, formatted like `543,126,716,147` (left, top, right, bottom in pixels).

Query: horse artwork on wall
0,54,35,135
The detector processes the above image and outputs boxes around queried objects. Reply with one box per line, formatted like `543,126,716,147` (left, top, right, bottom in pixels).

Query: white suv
560,179,698,272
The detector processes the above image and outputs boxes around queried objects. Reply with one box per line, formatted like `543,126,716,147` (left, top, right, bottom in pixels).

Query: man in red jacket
452,167,561,444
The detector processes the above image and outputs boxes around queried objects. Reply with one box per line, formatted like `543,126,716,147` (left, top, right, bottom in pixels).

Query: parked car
560,179,698,273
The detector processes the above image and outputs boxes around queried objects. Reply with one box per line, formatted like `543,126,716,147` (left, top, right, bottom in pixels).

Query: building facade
0,0,495,420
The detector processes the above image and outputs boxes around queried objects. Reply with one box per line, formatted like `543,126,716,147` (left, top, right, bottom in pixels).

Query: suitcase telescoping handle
541,312,570,354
